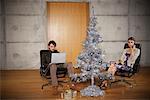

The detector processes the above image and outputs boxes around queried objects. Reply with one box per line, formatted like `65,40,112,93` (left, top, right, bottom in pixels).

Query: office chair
110,43,141,87
40,50,67,89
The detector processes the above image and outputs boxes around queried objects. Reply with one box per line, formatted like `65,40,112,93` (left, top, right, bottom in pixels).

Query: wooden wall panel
47,2,89,65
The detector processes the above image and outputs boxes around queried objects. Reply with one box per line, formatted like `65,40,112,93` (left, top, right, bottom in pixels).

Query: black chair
110,43,141,87
40,50,67,89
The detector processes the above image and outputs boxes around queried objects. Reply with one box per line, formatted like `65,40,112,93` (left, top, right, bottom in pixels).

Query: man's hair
48,40,56,47
128,37,135,41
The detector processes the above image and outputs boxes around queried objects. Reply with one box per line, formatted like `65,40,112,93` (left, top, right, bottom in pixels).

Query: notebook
51,53,66,64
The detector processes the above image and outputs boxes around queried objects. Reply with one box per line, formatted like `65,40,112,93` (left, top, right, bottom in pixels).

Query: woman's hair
128,37,135,42
48,40,56,47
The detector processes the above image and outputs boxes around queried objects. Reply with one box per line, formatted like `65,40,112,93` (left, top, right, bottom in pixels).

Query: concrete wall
1,0,47,69
0,0,150,69
0,0,5,69
91,0,150,66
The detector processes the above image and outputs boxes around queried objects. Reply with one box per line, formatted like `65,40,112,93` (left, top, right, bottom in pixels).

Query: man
47,40,74,94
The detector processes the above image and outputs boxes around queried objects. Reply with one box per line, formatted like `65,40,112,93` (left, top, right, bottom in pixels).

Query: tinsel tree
70,8,113,96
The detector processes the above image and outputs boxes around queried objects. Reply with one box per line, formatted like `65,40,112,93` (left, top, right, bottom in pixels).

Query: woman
100,37,140,89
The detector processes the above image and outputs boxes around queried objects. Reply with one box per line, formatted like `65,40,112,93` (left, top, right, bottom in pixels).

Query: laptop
50,53,66,64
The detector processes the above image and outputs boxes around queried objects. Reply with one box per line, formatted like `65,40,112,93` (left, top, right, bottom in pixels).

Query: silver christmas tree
71,8,112,96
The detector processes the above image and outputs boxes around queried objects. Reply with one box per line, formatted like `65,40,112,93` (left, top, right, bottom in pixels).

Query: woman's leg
107,63,117,76
100,64,117,89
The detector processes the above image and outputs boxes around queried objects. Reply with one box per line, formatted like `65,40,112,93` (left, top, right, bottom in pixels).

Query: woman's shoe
99,80,108,90
100,86,107,90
